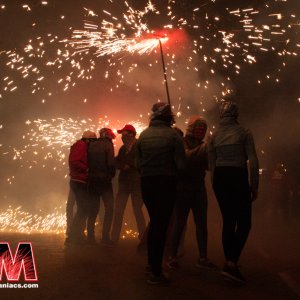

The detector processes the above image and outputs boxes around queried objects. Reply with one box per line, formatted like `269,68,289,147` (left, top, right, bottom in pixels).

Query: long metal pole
158,39,171,105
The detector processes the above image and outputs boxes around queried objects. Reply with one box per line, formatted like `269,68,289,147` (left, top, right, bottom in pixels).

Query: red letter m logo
0,242,38,281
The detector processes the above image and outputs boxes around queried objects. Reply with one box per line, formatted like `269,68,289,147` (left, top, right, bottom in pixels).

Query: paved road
1,205,300,300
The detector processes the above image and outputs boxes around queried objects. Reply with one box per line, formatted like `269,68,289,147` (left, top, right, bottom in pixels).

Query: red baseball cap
117,124,136,134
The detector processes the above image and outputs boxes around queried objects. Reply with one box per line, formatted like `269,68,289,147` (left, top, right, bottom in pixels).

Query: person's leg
164,209,176,258
66,187,76,238
101,181,114,241
170,191,190,260
141,176,176,277
111,181,130,242
131,180,146,239
191,183,217,269
140,177,157,270
214,167,250,283
191,183,208,259
213,168,237,263
69,181,89,242
136,222,149,254
87,188,100,243
232,173,252,263
233,200,251,262
217,196,237,262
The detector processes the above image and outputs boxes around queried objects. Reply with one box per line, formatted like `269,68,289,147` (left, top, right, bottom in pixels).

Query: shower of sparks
68,1,169,57
1,117,146,177
0,116,146,234
0,206,139,237
0,0,298,103
70,31,169,57
63,0,300,99
0,206,65,234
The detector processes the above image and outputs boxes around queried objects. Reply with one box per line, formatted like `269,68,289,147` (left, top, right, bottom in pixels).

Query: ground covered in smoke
1,188,300,300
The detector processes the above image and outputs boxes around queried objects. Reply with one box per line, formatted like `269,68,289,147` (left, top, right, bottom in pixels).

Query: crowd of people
66,100,260,286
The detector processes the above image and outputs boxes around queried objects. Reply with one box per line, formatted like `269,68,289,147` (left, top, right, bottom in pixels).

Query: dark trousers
66,188,76,237
69,180,89,240
88,179,114,241
213,167,252,263
112,178,146,242
141,175,177,277
171,181,208,259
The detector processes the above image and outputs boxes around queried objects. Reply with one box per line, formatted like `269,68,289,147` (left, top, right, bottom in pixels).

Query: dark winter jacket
88,137,116,181
116,139,139,182
136,120,185,177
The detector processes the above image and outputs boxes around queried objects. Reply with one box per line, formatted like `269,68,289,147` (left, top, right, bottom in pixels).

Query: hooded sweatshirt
208,116,259,191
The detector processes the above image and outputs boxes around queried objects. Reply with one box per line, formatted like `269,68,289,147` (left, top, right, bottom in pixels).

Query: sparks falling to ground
0,206,139,238
0,0,299,234
0,206,66,234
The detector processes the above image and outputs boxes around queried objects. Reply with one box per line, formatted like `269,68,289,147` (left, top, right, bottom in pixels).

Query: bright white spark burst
0,206,139,237
0,206,65,234
68,1,168,57
0,0,298,102
1,117,146,174
0,116,146,233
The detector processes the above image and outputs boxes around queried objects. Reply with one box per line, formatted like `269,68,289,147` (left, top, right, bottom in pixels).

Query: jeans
141,175,177,276
88,179,114,241
112,177,146,242
213,167,252,263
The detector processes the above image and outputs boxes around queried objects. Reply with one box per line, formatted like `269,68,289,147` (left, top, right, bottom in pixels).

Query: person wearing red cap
111,124,146,243
87,128,116,246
